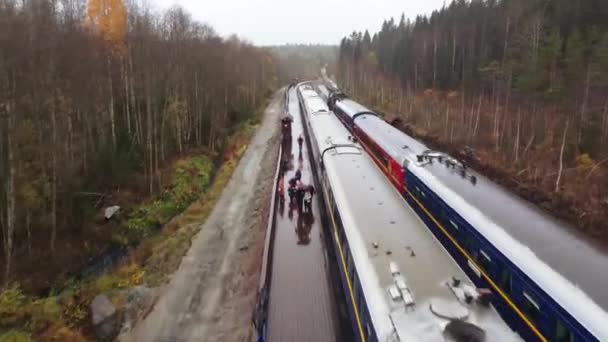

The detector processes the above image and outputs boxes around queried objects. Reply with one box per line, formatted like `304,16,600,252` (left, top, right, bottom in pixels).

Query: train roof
333,92,608,333
301,88,519,341
326,87,608,338
335,98,376,118
355,115,429,164
408,152,608,339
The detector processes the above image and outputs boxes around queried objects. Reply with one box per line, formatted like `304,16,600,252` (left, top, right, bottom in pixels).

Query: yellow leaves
576,153,594,172
88,0,127,53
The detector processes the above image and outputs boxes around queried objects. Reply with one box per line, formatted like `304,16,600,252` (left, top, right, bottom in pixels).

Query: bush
124,155,213,238
0,331,31,342
92,263,144,294
27,298,62,331
0,285,63,334
576,153,594,172
0,285,27,326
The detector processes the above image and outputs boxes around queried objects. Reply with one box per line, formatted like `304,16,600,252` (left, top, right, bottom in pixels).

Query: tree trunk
51,95,58,253
108,56,116,149
555,119,569,193
493,96,501,151
4,102,16,283
26,214,32,257
147,93,153,195
502,17,510,66
451,33,457,79
602,96,608,143
445,103,450,140
578,64,591,145
514,108,521,162
472,95,482,139
123,57,131,136
433,36,437,89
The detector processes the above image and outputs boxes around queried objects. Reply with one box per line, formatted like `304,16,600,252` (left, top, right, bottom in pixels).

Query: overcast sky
153,0,447,46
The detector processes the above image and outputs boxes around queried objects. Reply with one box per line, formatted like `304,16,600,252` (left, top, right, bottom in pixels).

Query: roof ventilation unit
388,261,416,310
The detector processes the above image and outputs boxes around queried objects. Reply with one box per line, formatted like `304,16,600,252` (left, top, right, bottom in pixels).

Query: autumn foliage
0,0,277,291
87,0,127,52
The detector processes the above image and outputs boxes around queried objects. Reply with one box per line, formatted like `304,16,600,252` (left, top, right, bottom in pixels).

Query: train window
522,291,540,323
417,187,427,198
555,319,573,342
500,269,511,295
478,249,491,271
449,219,459,230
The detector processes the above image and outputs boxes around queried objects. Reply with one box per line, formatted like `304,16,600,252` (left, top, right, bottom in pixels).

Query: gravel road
123,90,282,342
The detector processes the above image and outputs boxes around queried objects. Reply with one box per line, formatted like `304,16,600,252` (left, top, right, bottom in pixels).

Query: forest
270,44,337,83
0,0,277,291
337,0,608,242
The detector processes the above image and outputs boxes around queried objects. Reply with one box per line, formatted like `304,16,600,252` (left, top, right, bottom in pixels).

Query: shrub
124,155,213,238
0,331,31,342
27,298,62,331
0,285,27,326
576,153,594,172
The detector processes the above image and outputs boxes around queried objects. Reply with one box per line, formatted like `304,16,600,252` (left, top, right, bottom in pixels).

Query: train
297,83,520,342
323,82,608,341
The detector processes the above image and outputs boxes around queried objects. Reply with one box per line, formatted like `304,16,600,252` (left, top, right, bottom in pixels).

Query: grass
0,330,31,342
122,155,214,241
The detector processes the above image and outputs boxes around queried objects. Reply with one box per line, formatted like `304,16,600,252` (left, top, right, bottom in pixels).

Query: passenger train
324,83,608,342
296,83,520,342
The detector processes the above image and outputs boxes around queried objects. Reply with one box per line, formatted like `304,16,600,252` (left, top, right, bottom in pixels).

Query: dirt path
122,90,282,342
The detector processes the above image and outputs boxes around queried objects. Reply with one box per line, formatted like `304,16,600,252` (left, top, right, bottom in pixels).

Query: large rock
91,294,119,341
104,206,121,220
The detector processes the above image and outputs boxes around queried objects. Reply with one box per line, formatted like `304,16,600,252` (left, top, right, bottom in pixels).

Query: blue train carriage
402,154,608,342
321,85,608,341
299,86,521,342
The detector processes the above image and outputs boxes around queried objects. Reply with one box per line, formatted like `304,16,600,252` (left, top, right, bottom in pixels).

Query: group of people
277,116,317,245
287,172,315,214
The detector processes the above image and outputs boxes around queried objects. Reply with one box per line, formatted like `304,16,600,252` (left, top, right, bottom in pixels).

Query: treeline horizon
270,44,337,83
338,0,608,240
0,0,277,285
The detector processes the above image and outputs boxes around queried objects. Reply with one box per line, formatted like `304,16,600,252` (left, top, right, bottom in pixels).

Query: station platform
265,87,341,342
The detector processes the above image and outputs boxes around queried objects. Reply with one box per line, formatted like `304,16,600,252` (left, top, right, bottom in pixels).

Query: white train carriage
297,85,520,342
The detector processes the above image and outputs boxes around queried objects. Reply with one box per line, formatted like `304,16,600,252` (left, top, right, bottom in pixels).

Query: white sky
152,0,448,46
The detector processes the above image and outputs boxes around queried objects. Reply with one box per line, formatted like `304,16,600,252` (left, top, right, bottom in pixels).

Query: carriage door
388,159,404,190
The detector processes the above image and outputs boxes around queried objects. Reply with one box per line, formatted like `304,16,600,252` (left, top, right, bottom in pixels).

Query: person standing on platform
288,177,297,205
303,184,315,214
297,134,303,152
295,182,306,212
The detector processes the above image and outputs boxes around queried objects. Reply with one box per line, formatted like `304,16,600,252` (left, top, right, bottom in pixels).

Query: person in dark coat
288,177,297,204
295,182,306,212
297,134,304,151
295,169,302,181
307,184,315,199
303,184,315,214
